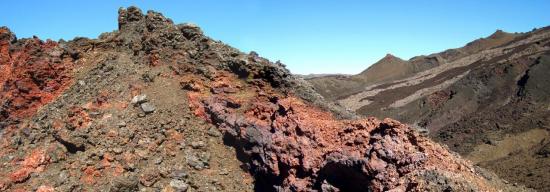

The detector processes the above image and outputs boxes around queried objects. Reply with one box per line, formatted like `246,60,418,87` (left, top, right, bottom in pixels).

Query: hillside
308,30,520,101
308,26,550,190
0,7,530,192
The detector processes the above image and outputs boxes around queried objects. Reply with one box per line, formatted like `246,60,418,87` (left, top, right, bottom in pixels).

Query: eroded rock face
0,27,75,124
185,71,519,191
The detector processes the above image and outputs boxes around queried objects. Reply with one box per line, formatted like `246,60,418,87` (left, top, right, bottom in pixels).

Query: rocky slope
0,7,530,191
308,30,520,101
308,27,550,190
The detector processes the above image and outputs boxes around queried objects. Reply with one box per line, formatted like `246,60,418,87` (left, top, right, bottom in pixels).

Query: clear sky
1,1,549,74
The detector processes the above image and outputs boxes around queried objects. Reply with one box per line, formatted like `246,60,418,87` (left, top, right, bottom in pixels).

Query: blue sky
2,1,549,74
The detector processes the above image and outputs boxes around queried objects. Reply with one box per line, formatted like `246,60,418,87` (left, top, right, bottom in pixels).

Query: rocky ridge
0,6,530,191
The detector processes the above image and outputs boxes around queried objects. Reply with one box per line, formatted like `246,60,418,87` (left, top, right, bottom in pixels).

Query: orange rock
36,185,55,192
21,149,49,168
0,33,74,122
81,166,101,185
9,168,31,183
9,149,50,183
67,107,91,129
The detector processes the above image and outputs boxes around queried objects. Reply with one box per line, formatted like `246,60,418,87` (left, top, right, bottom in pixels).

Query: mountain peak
117,6,176,33
117,6,144,30
0,26,16,43
114,6,204,50
488,29,511,39
378,53,404,63
385,53,394,57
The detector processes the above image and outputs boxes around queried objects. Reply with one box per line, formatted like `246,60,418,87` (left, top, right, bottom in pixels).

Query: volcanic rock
0,6,532,192
131,94,147,104
140,102,156,114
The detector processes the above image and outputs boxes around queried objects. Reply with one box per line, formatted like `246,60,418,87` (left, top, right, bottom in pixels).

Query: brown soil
470,129,550,191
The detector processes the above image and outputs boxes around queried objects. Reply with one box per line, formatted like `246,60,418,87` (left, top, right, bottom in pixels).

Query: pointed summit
488,29,511,39
380,53,402,61
112,6,205,53
356,53,410,83
0,26,16,43
117,6,175,32
117,6,145,30
377,53,404,63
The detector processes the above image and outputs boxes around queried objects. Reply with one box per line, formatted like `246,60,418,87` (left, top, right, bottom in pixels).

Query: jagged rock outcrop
186,70,521,191
0,28,76,124
0,6,531,191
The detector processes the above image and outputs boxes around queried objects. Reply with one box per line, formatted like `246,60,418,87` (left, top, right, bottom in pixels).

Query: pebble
207,127,222,137
117,121,127,127
86,160,95,165
198,152,210,164
89,111,102,118
131,94,147,104
57,171,69,185
109,176,139,191
154,157,163,165
191,141,205,149
219,168,229,175
172,169,188,180
186,153,207,170
124,162,136,171
169,179,189,192
140,102,156,114
113,147,123,154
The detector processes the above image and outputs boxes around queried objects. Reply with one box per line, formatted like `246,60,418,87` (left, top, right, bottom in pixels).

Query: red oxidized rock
9,168,31,183
9,149,50,183
36,185,55,192
0,29,75,122
187,72,504,191
81,166,101,185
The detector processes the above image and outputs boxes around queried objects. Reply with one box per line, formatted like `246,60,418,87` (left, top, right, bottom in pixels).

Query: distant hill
308,29,520,100
307,27,550,191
